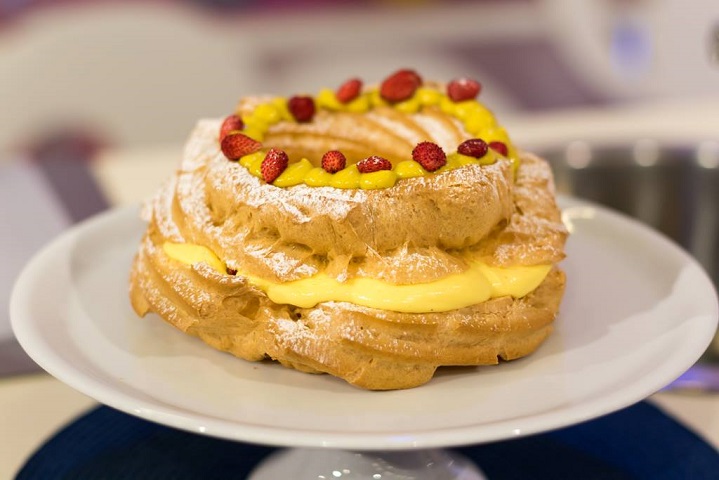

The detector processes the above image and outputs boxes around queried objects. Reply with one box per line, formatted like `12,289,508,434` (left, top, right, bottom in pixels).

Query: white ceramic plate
11,197,718,450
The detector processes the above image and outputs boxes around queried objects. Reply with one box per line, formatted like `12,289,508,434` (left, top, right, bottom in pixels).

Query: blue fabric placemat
17,401,719,479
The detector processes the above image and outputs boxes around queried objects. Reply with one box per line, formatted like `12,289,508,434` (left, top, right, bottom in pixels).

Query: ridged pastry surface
130,74,568,389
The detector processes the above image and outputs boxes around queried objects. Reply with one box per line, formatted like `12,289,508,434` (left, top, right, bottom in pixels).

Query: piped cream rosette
130,73,567,390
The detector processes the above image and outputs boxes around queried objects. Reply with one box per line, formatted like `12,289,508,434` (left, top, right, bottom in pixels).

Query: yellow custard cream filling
234,84,519,190
163,242,551,313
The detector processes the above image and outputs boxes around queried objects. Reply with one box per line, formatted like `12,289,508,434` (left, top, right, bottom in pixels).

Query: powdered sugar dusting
152,177,184,241
211,151,367,222
182,119,222,172
411,111,465,152
143,113,564,284
364,109,428,147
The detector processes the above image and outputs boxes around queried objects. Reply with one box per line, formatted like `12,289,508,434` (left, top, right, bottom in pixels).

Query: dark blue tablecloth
16,401,719,479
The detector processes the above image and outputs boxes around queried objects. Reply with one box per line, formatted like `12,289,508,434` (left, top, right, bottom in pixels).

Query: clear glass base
248,448,487,480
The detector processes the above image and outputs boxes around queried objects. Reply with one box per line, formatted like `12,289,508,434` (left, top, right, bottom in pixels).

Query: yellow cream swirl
233,83,518,189
163,242,551,313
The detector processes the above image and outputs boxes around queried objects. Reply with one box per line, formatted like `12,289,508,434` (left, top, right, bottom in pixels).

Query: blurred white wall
0,3,257,152
0,2,530,153
0,0,717,153
541,0,719,101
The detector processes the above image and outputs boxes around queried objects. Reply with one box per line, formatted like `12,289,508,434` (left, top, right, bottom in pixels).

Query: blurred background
0,0,718,371
0,0,717,150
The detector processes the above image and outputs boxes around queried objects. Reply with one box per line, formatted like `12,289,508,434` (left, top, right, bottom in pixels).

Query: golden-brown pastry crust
145,119,564,285
129,112,568,389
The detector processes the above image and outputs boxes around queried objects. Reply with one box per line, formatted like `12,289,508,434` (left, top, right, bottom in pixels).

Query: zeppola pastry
129,69,568,390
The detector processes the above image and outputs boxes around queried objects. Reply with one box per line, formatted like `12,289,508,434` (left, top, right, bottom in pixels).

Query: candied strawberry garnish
357,155,392,173
336,78,363,104
288,96,316,122
221,133,261,160
219,114,244,142
380,69,422,103
412,141,447,172
261,148,289,183
321,150,347,173
489,141,509,157
457,138,489,158
447,78,482,102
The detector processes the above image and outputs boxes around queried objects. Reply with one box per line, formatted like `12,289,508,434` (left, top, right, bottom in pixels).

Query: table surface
2,97,719,478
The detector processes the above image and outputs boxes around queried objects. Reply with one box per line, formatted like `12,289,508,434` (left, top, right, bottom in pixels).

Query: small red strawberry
261,148,289,183
321,150,347,173
336,78,363,104
288,95,316,122
402,69,423,85
380,69,422,103
457,138,489,158
357,156,392,173
489,141,508,157
412,141,447,172
221,133,262,160
447,78,482,102
219,114,244,142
